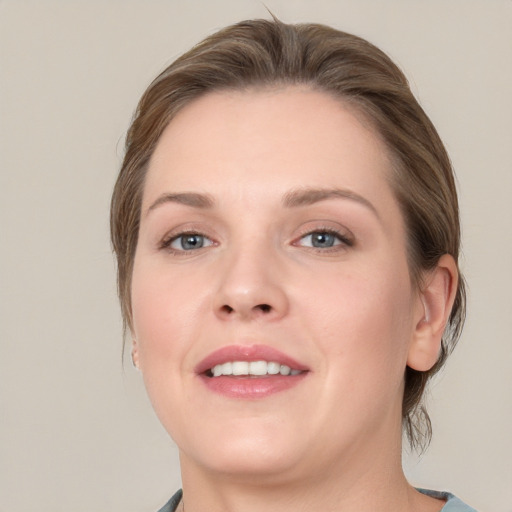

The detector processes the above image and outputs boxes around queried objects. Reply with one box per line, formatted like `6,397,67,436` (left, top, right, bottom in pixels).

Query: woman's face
131,87,424,482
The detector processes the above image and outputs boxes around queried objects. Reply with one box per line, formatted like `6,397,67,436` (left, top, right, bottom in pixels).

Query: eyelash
159,230,215,254
158,227,354,255
294,227,354,252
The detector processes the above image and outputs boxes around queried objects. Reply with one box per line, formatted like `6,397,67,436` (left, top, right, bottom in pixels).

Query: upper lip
195,344,309,375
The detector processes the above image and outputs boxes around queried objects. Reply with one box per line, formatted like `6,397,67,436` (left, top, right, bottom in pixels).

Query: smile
210,360,303,377
196,345,309,398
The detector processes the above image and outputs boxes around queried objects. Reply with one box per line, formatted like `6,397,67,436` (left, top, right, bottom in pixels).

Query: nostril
218,303,273,317
220,305,234,314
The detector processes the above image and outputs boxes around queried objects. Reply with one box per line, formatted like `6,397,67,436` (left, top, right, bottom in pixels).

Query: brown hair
111,18,465,450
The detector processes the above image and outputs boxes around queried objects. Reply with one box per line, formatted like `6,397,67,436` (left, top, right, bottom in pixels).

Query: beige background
1,1,511,511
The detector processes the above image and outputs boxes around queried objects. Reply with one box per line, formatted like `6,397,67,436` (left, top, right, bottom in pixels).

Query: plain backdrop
1,1,511,511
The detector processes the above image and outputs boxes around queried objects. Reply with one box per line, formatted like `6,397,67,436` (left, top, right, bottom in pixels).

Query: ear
407,254,459,372
131,338,141,370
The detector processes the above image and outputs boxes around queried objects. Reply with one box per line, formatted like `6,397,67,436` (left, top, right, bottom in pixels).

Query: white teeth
280,365,291,376
232,361,249,375
210,360,302,377
249,360,268,376
220,362,232,375
267,362,280,375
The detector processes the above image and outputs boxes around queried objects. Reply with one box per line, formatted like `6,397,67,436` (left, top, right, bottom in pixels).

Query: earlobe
407,254,459,372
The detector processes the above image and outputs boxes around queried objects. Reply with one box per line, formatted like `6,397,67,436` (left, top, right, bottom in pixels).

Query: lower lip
198,373,307,399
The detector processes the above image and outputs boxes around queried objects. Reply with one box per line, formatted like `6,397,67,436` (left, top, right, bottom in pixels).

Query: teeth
249,360,267,376
232,361,249,375
220,362,232,375
210,360,302,377
267,362,280,375
280,365,291,376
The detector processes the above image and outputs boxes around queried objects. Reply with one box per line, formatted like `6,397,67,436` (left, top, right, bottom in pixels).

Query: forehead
144,86,396,215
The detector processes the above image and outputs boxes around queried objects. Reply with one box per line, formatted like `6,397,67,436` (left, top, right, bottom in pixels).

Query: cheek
130,260,201,434
130,259,201,367
277,260,416,444
297,260,415,376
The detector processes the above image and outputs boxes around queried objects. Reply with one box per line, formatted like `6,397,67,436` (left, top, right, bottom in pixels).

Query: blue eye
308,232,337,248
169,233,213,251
299,231,350,249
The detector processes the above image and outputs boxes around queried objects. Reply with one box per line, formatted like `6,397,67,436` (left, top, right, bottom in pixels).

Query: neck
178,432,420,512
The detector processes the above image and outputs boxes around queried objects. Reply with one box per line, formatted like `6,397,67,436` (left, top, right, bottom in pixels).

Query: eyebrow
145,187,379,219
146,192,215,216
282,187,380,218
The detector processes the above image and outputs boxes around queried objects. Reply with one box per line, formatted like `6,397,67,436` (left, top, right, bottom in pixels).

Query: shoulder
156,489,183,512
417,488,479,512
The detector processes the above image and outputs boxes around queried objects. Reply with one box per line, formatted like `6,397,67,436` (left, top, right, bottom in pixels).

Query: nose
212,242,289,322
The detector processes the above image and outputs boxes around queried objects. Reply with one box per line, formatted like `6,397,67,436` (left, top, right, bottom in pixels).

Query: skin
131,87,457,512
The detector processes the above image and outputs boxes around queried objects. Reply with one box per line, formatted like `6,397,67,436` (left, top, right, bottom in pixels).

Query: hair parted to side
111,18,465,451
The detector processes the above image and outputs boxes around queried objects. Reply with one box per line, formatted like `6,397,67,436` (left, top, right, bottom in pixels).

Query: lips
195,344,309,399
195,344,308,375
211,360,302,377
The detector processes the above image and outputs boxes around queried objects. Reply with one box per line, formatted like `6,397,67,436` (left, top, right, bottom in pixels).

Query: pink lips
195,344,308,374
195,344,309,399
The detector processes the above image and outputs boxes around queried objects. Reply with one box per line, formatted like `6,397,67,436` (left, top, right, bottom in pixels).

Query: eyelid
158,224,219,253
292,223,355,250
170,233,214,251
160,233,216,257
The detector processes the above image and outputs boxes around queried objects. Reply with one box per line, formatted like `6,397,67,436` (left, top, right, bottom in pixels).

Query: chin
176,419,312,481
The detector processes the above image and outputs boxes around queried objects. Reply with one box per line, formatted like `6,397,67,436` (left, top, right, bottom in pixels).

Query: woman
111,18,475,512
